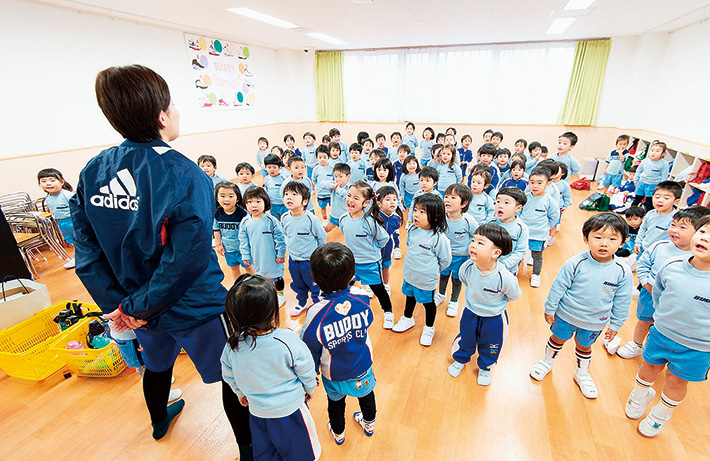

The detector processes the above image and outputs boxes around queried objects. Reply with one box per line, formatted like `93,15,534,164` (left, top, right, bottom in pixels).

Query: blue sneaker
328,422,345,445
353,411,375,436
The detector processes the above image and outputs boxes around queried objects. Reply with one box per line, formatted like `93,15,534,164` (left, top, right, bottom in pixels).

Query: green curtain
558,39,612,126
314,51,345,121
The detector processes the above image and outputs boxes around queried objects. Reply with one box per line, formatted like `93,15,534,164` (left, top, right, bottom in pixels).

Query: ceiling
36,0,710,50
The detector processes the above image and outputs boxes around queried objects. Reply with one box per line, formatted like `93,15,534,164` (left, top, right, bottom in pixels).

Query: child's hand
215,244,225,256
276,257,285,264
604,329,618,341
644,283,653,294
305,393,314,403
242,259,251,267
634,245,640,253
544,314,555,325
238,396,249,407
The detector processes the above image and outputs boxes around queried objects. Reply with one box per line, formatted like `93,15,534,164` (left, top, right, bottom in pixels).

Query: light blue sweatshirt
403,226,452,290
445,214,478,256
546,181,560,207
312,164,334,198
402,133,418,155
459,259,521,317
45,190,74,219
388,145,402,163
302,144,317,169
638,210,676,251
544,251,633,331
467,192,495,224
281,211,327,261
237,181,257,196
371,180,398,195
280,176,315,212
324,181,349,220
210,173,230,188
238,213,286,279
555,179,572,209
256,148,269,171
652,257,710,352
636,240,688,286
399,173,420,197
436,163,463,194
490,217,529,273
407,190,437,224
550,153,580,177
636,158,669,185
420,139,434,163
221,328,317,418
348,159,368,183
605,149,627,176
520,192,560,241
339,213,390,264
263,171,287,206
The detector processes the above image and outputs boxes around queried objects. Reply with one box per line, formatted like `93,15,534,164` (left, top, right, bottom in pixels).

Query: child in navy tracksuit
221,275,321,461
448,223,521,386
301,242,378,445
530,213,633,400
457,134,473,178
213,182,252,279
281,182,327,317
376,185,403,295
392,194,452,347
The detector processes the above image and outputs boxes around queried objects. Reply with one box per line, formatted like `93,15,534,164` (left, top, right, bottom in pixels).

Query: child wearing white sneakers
624,216,710,437
448,223,521,385
530,213,633,399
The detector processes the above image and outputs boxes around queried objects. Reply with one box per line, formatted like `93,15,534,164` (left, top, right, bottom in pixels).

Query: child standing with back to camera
38,168,76,268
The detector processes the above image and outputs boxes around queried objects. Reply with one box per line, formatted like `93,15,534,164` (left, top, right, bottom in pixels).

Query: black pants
327,391,376,434
403,295,437,327
438,274,463,302
370,283,393,312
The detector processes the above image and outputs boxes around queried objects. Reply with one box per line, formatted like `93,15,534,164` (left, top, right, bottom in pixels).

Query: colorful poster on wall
184,33,255,109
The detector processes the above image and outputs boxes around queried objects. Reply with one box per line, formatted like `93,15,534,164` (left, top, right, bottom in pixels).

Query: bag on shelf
0,277,52,330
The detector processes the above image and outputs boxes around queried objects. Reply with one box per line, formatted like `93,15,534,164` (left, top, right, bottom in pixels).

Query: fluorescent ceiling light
546,17,576,34
226,7,298,29
563,0,595,10
306,32,347,45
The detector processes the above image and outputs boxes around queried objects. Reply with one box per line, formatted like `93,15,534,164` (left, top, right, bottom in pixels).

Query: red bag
571,178,591,190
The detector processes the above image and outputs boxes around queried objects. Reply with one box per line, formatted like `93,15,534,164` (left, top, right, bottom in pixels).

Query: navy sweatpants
451,309,508,371
250,403,321,461
288,258,320,306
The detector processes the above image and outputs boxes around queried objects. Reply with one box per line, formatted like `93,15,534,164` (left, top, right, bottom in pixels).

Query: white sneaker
420,326,435,346
328,422,345,445
384,284,391,296
626,387,656,419
546,236,554,247
446,301,458,317
363,285,374,298
530,274,541,288
382,312,395,329
617,341,643,359
392,316,415,333
448,362,464,378
530,358,553,381
277,291,286,306
63,258,75,269
574,369,598,399
168,388,183,403
638,408,670,437
353,411,375,436
434,292,446,306
290,304,307,317
477,369,491,386
604,336,622,355
393,248,402,259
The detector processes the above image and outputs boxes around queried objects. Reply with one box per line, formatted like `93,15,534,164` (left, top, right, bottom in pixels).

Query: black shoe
192,58,204,70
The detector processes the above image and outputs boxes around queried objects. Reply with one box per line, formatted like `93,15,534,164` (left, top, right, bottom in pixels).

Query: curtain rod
317,37,611,53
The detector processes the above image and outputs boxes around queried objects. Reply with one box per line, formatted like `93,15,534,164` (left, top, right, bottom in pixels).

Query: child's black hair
673,205,710,228
557,162,568,180
349,143,363,153
329,128,341,137
310,242,355,293
322,134,331,143
482,129,493,137
215,181,243,209
528,141,542,153
401,155,421,175
374,158,395,182
242,185,271,211
475,222,513,256
257,136,269,147
391,131,402,140
560,131,578,146
529,166,552,181
537,159,560,176
349,180,384,228
271,146,284,157
363,138,374,147
419,165,439,183
397,144,411,155
375,185,405,219
510,159,526,172
423,127,435,139
695,215,710,230
653,180,683,200
197,154,217,168
375,132,386,141
287,156,305,168
263,154,283,167
461,134,472,143
617,134,630,144
582,212,628,242
370,149,387,160
445,183,473,213
435,133,445,143
303,131,316,140
515,138,528,148
496,186,527,207
282,181,311,206
413,193,447,234
496,148,510,159
477,143,497,158
470,164,492,186
491,131,504,141
511,153,527,164
283,134,295,143
446,127,458,135
629,165,638,174
541,146,549,155
315,145,329,158
328,141,342,153
624,206,646,219
357,131,369,144
236,162,255,175
333,162,351,175
441,144,458,167
225,274,279,350
405,121,416,130
37,168,73,191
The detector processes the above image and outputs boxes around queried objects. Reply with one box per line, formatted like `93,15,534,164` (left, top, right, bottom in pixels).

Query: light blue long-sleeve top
221,328,317,418
339,213,390,264
637,210,676,251
467,192,495,224
652,256,710,352
371,180,398,195
210,173,230,188
403,226,452,291
238,213,286,279
302,144,317,169
312,164,334,198
388,144,402,163
45,190,74,219
280,176,315,212
459,259,521,317
520,193,560,241
402,133,419,155
237,181,257,196
546,181,560,207
407,190,436,224
323,180,349,219
490,217,529,273
263,171,287,206
420,139,434,163
550,153,580,177
399,173,420,197
636,158,669,185
348,159,368,183
555,179,572,209
280,211,327,261
636,239,688,286
256,148,269,171
445,214,478,256
605,149,628,176
544,251,633,331
436,163,463,194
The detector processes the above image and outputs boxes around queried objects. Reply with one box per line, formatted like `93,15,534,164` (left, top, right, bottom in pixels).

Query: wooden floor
2,188,709,460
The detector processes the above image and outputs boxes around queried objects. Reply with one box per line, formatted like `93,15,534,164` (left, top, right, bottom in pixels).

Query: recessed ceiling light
226,7,298,29
546,17,577,34
563,0,595,10
306,32,347,45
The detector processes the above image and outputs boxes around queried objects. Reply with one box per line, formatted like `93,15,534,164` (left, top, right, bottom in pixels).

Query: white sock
654,392,681,419
632,374,653,399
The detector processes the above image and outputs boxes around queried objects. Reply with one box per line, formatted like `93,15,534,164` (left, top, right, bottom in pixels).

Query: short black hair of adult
491,131,504,141
529,165,552,181
497,186,527,207
478,143,497,157
673,205,710,228
263,153,283,167
287,155,305,167
350,143,363,153
333,162,351,175
528,141,542,152
236,162,255,175
310,242,355,293
242,185,271,211
653,180,683,199
197,154,217,168
419,165,439,183
445,183,473,213
413,193,447,234
374,158,395,182
95,64,170,142
515,138,528,148
475,222,513,256
315,144,329,157
582,212,628,242
225,274,279,350
560,131,578,146
537,159,560,176
282,180,311,205
624,206,646,219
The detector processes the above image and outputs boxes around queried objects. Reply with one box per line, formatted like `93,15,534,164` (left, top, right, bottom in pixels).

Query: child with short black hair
321,134,331,147
458,134,474,177
530,213,632,399
433,144,463,198
300,242,378,444
389,132,403,163
377,185,404,295
302,132,317,178
420,127,435,166
496,148,511,176
490,131,503,148
198,154,229,187
471,143,500,192
392,194,452,347
616,206,646,258
449,223,521,386
329,128,348,157
467,165,494,224
551,131,580,178
348,143,368,183
514,138,528,156
235,162,257,196
214,182,251,279
632,141,671,212
482,129,493,145
38,168,76,269
393,144,411,185
357,131,370,145
399,155,421,215
600,135,630,195
221,275,320,461
554,162,572,212
312,146,334,223
526,141,543,174
436,132,445,144
635,181,682,254
256,137,269,176
490,187,529,275
407,165,440,225
499,160,528,191
375,133,388,157
280,157,314,212
366,148,386,181
283,134,302,158
323,163,351,233
402,121,418,156
329,141,345,164
262,154,288,219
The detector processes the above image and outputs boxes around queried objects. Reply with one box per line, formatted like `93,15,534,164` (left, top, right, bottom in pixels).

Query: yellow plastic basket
0,301,100,381
50,319,126,378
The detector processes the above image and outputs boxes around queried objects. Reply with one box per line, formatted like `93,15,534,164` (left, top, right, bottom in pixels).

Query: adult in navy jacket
70,65,251,457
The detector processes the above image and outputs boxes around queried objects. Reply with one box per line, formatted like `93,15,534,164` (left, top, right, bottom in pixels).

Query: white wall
0,0,316,160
